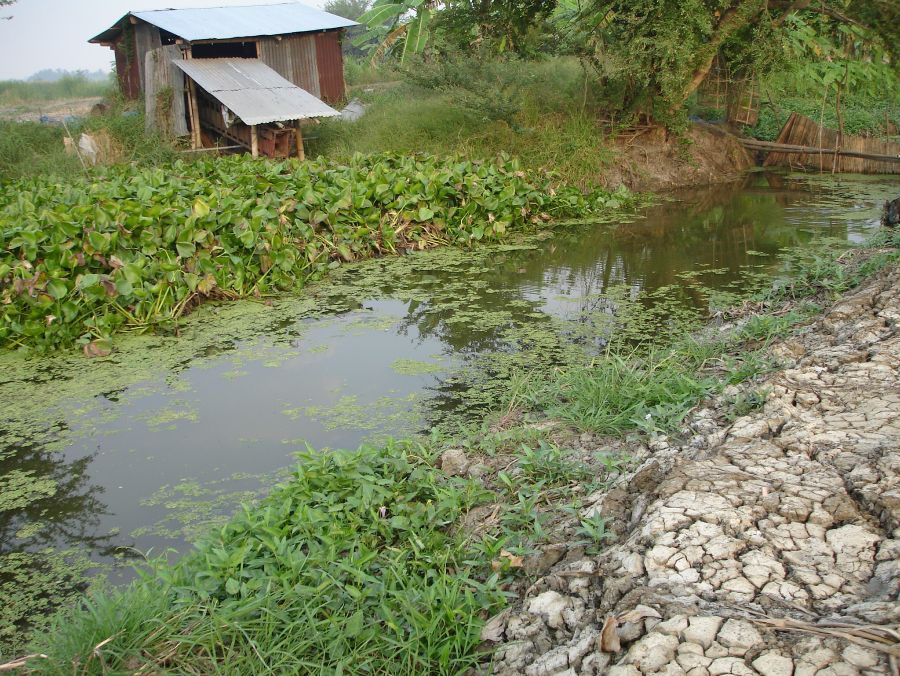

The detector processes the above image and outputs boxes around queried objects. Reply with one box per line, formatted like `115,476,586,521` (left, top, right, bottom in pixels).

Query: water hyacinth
0,152,635,351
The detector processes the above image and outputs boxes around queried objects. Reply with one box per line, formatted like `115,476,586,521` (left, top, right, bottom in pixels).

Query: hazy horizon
0,0,327,81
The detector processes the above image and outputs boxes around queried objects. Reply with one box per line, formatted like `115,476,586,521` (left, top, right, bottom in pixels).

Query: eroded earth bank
480,265,899,675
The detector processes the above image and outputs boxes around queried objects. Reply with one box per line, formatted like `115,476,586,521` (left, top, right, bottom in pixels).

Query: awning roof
173,58,340,125
89,2,356,44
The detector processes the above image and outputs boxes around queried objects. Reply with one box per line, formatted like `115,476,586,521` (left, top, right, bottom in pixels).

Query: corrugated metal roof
90,2,356,43
173,58,340,124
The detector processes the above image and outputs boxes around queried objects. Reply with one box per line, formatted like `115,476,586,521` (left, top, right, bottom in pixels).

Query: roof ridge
134,2,300,14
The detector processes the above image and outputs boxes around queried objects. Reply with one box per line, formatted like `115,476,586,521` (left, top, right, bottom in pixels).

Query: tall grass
0,75,114,105
312,57,615,190
0,107,177,183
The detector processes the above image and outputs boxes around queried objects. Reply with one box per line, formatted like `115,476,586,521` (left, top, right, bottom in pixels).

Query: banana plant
354,0,433,63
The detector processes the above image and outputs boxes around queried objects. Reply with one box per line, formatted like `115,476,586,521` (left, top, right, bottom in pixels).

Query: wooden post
295,123,305,161
250,125,259,158
185,48,202,150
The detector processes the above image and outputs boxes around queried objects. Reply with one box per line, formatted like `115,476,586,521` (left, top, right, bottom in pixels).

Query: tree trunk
681,1,762,102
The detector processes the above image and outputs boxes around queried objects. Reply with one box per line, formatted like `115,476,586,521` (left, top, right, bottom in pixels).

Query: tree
324,0,371,21
1,0,15,20
355,0,434,64
576,0,896,128
438,0,559,55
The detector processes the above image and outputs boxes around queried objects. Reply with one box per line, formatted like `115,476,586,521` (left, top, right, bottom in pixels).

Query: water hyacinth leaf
76,274,100,290
193,198,211,218
46,279,68,300
0,152,637,351
115,278,134,296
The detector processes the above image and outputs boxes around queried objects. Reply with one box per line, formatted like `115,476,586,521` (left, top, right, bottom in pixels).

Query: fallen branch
739,138,900,164
751,616,900,658
0,654,49,671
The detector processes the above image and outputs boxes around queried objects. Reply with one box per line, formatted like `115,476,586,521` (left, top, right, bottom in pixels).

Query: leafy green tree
437,0,559,55
324,0,371,20
576,0,896,129
355,0,435,63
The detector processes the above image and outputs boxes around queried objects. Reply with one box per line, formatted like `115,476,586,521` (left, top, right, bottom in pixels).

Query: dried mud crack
480,266,900,676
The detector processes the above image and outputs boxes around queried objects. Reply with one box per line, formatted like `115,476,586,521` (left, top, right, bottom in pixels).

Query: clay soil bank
601,124,754,193
473,262,899,675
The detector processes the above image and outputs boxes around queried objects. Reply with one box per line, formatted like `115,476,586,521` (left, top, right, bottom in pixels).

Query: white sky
0,0,327,80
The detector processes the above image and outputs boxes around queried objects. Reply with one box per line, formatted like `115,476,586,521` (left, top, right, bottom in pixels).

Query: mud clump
481,266,899,675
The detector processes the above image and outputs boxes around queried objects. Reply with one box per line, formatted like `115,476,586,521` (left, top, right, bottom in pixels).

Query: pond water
0,171,896,646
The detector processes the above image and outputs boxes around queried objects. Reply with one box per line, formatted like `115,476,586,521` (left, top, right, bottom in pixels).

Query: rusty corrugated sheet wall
292,35,321,98
315,31,345,104
114,25,141,100
258,35,321,98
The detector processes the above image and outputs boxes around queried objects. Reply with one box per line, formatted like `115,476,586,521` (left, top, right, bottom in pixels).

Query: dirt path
482,266,899,675
0,97,104,122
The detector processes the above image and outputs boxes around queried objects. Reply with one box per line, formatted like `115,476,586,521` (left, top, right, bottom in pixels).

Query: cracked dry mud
481,266,899,676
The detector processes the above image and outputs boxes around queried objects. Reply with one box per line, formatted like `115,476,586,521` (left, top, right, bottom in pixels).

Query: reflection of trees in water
0,431,120,558
0,426,127,651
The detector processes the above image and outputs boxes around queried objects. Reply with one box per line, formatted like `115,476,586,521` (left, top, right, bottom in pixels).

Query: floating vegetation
390,357,448,375
0,152,637,351
0,470,58,512
130,473,272,543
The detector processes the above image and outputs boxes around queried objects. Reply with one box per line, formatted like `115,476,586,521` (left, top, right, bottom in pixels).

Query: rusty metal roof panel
173,58,340,124
131,2,356,41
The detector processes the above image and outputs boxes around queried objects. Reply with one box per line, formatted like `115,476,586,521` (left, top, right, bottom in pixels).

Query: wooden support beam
184,49,202,150
295,124,305,161
250,125,259,158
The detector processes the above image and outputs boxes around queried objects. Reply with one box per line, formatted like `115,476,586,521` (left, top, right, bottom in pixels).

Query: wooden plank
295,124,304,160
250,125,259,158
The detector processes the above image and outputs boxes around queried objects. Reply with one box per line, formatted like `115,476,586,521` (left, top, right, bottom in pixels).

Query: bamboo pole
250,125,259,158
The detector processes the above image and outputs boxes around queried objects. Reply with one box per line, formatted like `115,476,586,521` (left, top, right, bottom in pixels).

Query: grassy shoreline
11,228,897,673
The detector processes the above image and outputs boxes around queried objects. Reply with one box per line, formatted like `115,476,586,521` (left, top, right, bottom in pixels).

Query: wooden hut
89,2,356,157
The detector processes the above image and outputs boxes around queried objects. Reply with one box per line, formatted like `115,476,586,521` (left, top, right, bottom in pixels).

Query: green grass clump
529,349,716,435
0,121,84,182
0,151,636,351
0,76,113,105
0,110,177,183
30,441,504,673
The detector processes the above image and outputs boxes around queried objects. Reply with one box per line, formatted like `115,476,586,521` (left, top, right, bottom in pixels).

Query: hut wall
315,31,345,104
258,35,321,98
144,45,189,138
113,25,141,100
134,22,163,94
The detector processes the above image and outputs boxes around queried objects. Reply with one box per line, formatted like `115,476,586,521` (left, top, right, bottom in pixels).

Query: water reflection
0,430,118,558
